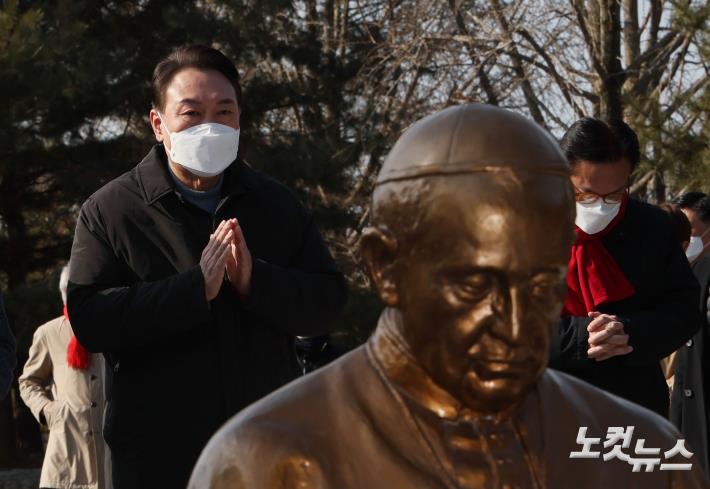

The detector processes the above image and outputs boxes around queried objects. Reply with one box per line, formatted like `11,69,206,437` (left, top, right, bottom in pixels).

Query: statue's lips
469,357,535,378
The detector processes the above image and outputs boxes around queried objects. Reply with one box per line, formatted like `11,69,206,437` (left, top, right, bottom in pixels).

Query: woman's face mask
575,200,621,235
159,113,240,177
686,227,710,262
570,159,631,235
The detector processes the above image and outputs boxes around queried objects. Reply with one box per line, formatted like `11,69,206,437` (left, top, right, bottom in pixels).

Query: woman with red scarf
19,266,111,489
549,118,702,418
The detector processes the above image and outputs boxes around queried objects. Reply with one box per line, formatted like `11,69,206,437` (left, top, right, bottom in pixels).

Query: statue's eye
531,282,551,298
529,273,562,300
453,274,493,302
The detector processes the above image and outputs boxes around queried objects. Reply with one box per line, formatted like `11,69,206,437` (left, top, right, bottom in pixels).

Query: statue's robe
189,310,709,489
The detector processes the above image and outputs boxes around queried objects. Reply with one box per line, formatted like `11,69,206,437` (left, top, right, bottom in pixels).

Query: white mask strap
156,111,172,137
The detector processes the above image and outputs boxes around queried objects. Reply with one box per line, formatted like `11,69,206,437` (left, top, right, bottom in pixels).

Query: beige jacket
19,316,111,489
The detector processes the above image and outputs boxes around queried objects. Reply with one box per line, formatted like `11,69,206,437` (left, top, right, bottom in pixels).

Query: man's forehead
175,97,236,106
165,68,236,104
570,159,630,191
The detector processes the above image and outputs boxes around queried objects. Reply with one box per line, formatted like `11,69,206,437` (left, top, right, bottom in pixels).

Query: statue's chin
459,370,537,414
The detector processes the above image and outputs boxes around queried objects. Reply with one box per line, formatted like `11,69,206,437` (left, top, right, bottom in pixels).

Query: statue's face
393,173,573,413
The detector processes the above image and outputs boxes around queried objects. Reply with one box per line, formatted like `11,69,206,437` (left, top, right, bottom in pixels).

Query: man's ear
360,226,400,306
149,109,164,142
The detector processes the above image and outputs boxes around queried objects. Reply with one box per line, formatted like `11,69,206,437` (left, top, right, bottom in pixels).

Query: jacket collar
602,196,638,244
137,144,258,206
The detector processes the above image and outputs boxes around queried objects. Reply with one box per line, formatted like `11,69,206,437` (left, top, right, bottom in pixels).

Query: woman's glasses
574,186,628,204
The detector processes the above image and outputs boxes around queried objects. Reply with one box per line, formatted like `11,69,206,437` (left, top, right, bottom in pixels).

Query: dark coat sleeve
67,197,211,352
244,207,348,337
0,293,17,400
549,315,594,369
617,244,702,365
550,228,702,368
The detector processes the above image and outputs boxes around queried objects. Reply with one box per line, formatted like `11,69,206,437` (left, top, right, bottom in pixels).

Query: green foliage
4,273,63,372
2,0,708,348
0,0,386,348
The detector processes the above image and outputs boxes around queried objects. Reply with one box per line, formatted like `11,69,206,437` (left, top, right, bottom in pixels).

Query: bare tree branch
447,0,500,105
490,0,546,126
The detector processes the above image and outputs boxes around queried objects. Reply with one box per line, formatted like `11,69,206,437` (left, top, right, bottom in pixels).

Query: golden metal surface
188,104,709,489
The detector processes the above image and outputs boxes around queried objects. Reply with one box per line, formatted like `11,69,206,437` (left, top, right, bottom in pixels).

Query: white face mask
686,228,710,262
575,200,621,235
159,114,239,177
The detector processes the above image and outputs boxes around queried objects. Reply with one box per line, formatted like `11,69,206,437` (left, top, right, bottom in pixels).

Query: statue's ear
360,226,400,306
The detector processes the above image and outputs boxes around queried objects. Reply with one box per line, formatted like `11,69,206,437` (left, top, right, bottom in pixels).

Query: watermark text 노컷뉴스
570,426,693,472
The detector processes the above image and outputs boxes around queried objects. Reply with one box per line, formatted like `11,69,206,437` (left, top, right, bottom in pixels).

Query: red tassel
64,306,91,370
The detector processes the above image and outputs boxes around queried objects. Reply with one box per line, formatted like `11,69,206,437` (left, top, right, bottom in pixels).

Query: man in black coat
0,293,16,400
671,192,710,478
67,45,348,489
549,118,701,418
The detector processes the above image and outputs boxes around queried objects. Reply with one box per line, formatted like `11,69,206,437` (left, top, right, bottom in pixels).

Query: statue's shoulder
542,369,679,442
541,369,710,488
188,417,327,489
188,347,370,489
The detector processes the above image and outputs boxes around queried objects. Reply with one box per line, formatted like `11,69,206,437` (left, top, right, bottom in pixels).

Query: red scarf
562,196,636,317
64,306,91,370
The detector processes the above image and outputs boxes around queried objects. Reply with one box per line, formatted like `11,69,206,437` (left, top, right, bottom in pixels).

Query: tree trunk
622,0,639,91
0,394,18,466
599,0,625,120
0,169,31,465
0,170,30,289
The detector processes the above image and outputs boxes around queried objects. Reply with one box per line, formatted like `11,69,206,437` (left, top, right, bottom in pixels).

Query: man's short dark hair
673,191,707,209
658,203,691,245
560,117,641,170
151,45,243,112
673,192,710,223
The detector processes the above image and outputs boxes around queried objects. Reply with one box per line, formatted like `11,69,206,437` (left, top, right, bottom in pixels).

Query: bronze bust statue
188,105,709,488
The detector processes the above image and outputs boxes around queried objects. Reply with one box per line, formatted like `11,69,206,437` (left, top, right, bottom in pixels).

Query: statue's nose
489,285,525,345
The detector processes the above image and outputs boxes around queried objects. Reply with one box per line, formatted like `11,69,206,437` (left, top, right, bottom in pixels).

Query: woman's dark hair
673,191,706,209
658,203,692,245
560,117,640,170
151,45,243,111
673,192,710,223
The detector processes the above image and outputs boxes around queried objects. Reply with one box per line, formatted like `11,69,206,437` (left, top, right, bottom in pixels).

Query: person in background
659,202,693,251
671,192,710,478
549,117,701,417
67,45,347,489
0,292,16,400
657,203,692,390
676,192,710,264
19,266,111,489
